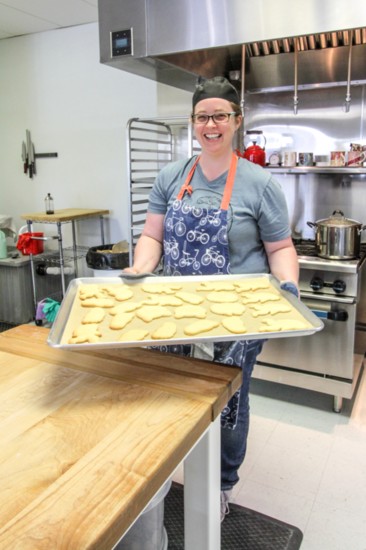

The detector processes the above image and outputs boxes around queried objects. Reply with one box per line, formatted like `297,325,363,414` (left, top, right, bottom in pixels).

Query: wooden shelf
21,208,109,223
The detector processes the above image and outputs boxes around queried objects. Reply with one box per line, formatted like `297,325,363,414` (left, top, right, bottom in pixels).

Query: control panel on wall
111,29,133,57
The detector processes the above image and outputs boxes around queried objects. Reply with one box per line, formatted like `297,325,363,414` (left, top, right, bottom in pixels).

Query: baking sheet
47,274,324,350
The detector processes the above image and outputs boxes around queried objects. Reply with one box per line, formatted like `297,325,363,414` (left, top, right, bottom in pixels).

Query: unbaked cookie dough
184,319,220,336
151,322,178,340
222,317,247,334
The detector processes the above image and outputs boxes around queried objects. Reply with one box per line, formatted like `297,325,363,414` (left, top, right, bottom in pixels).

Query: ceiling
0,0,98,40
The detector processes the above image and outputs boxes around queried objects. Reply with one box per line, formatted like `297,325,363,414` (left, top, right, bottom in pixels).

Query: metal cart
21,208,109,318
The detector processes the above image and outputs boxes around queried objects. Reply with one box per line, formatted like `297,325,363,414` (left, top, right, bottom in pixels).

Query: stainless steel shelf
265,166,366,175
34,246,89,266
20,210,109,317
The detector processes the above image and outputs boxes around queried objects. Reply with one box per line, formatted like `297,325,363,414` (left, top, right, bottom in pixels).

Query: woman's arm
124,213,165,274
264,236,299,290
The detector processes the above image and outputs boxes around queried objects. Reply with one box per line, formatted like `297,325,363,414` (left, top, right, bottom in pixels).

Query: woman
125,76,299,520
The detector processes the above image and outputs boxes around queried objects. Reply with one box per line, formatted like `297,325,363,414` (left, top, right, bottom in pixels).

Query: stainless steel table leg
100,216,105,245
56,222,66,297
333,395,343,413
26,220,38,316
184,416,221,550
71,220,78,277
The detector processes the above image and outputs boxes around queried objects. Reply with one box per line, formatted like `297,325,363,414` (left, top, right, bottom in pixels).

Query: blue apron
161,153,251,429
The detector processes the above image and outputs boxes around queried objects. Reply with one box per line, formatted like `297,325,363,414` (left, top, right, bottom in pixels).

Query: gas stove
294,239,366,272
256,237,366,412
293,239,366,297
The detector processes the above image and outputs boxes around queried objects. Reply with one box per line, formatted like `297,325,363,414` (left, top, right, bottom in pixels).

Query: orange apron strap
220,153,238,211
176,153,238,208
176,156,201,200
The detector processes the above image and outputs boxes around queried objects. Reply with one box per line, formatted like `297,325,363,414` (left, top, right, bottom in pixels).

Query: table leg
56,222,66,297
183,416,221,550
71,220,78,277
99,216,106,245
26,220,38,315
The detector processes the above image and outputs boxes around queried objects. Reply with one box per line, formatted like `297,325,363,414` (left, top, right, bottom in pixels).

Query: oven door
256,293,356,379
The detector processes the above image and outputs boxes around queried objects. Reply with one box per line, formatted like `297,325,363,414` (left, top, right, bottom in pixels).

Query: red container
242,130,266,167
16,232,44,255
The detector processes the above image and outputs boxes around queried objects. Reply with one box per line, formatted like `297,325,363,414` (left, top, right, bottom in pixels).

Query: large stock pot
307,210,366,260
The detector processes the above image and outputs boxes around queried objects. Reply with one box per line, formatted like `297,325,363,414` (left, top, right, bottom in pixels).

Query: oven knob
333,279,346,294
310,277,324,291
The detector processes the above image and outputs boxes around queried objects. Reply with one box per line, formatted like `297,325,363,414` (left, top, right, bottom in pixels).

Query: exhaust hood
98,0,366,93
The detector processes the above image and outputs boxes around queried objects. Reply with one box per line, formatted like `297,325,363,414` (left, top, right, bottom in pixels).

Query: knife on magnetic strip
26,129,33,178
22,141,27,173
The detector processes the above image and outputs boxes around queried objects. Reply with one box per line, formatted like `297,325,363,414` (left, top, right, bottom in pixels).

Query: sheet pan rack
126,116,200,265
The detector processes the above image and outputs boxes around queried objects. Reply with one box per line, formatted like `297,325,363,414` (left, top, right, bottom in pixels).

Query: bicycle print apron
163,153,247,429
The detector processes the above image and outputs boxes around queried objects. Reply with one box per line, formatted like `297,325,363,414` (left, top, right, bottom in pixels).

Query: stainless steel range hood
98,0,366,93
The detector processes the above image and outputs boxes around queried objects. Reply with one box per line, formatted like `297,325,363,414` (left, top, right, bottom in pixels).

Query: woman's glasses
191,112,237,125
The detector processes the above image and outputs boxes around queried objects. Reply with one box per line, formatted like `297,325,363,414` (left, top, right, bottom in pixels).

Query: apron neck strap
176,156,200,200
177,152,238,211
220,153,238,210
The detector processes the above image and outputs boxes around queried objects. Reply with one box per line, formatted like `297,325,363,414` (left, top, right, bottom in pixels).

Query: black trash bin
86,244,129,276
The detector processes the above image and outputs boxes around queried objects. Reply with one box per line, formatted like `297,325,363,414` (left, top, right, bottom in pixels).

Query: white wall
0,22,190,250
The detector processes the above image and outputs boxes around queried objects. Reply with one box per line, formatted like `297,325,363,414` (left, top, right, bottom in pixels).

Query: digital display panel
111,29,133,57
115,37,128,49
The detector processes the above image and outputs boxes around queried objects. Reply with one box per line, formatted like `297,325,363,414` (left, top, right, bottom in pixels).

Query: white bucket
115,479,171,550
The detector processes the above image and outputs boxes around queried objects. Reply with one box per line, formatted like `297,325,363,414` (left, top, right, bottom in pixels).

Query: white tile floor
173,365,366,549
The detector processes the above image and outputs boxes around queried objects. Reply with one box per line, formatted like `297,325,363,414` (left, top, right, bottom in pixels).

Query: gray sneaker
220,490,232,522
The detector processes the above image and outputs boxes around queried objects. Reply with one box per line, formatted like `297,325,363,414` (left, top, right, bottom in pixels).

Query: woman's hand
123,213,165,274
264,237,299,296
123,266,139,274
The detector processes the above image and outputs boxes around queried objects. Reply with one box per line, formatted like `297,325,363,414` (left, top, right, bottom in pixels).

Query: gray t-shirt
148,156,291,274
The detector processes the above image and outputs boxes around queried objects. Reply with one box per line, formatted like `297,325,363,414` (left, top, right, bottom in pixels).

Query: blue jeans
152,339,265,491
220,339,264,490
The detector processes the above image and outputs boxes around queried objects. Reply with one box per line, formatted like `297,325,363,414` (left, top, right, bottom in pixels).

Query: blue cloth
163,198,230,276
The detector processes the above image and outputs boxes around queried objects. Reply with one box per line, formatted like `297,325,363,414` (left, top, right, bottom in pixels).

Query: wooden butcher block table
0,325,241,550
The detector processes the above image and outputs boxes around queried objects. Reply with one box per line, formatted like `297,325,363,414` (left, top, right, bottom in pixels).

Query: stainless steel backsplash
243,84,366,237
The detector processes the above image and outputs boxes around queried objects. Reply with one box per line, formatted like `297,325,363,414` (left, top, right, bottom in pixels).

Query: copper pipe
330,32,338,47
282,38,291,53
251,42,260,56
272,40,280,54
298,36,306,51
344,30,353,112
319,33,327,48
262,41,270,55
245,44,253,57
238,44,246,152
240,44,246,117
354,29,361,44
342,30,350,46
307,35,316,49
294,37,299,115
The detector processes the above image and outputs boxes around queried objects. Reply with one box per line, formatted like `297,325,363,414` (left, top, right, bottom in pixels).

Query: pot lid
318,210,361,228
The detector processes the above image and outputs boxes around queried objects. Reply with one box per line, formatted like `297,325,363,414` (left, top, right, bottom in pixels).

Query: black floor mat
164,482,303,550
0,322,17,333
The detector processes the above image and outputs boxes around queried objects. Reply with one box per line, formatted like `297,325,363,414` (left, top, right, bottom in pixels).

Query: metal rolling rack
126,116,200,264
21,208,109,316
